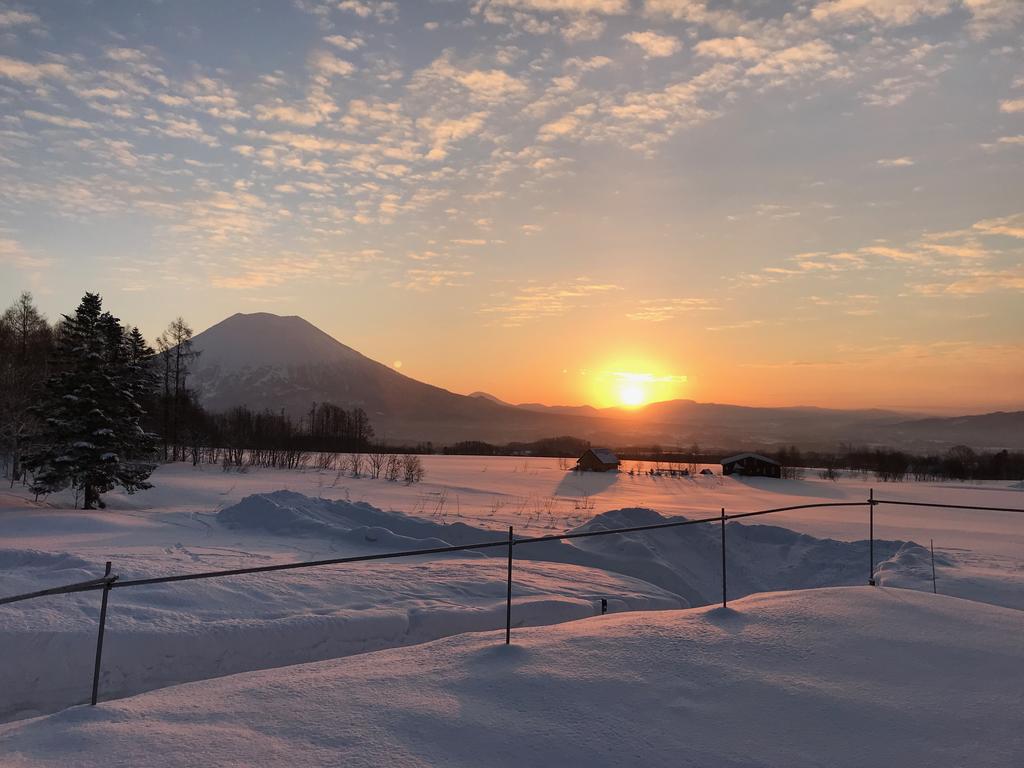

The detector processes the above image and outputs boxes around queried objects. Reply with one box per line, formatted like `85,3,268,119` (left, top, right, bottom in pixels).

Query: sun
618,383,646,408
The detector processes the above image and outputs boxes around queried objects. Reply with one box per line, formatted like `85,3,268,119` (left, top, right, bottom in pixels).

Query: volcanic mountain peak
190,312,365,370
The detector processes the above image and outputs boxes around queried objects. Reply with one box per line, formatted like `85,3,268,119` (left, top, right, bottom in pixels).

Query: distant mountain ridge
187,313,1024,450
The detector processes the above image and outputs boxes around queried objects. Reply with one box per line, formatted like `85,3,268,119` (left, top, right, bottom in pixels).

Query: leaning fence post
505,526,514,645
91,561,113,706
868,489,875,586
720,508,727,608
930,539,937,594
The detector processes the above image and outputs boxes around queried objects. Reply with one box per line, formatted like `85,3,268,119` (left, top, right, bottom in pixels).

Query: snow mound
520,507,911,607
0,549,91,572
3,587,1021,768
217,494,920,607
217,490,492,551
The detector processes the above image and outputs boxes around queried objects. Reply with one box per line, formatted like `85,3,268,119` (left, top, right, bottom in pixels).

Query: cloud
538,105,595,141
418,112,488,160
706,319,764,332
446,62,525,99
1000,99,1024,114
747,41,836,78
973,213,1024,239
337,1,398,22
859,245,929,262
324,34,364,51
486,0,628,12
309,50,356,80
562,15,607,42
211,255,324,290
105,47,149,63
0,237,51,270
876,156,914,167
0,9,39,27
914,268,1024,296
480,278,621,326
982,135,1024,150
22,111,95,130
0,55,71,83
694,36,764,60
626,297,720,322
394,267,474,291
963,0,1024,39
623,31,681,58
641,0,706,22
811,0,954,26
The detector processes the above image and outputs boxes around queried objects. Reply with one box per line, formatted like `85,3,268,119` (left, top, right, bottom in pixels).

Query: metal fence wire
1,493,1022,708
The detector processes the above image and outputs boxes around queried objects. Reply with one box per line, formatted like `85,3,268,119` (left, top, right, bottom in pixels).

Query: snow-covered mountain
188,313,608,443
187,313,1023,449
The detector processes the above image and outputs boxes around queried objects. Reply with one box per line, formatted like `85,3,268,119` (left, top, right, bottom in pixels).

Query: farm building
720,453,781,478
576,448,620,472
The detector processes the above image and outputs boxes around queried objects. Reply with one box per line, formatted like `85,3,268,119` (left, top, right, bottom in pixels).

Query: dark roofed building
720,452,781,478
577,448,620,472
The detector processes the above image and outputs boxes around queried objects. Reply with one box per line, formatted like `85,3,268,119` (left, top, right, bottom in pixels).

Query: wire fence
2,492,1022,711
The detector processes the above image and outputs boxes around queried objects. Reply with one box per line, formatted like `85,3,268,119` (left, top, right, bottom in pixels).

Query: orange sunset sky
1,0,1022,413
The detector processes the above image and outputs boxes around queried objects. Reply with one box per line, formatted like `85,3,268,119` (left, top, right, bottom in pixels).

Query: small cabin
720,452,781,478
577,448,620,472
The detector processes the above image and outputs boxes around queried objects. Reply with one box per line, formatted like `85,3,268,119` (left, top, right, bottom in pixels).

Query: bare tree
367,449,386,479
0,292,52,485
156,318,200,461
347,451,364,478
402,454,424,484
686,442,700,475
384,453,401,482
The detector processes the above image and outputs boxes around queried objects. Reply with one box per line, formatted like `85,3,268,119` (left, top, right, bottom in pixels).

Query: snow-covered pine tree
117,326,159,491
24,294,157,509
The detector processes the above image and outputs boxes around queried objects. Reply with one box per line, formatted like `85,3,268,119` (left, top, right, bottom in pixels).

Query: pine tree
24,294,157,508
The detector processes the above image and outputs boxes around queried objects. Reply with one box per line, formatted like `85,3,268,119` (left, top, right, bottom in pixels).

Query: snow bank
216,493,915,607
2,490,1014,724
0,555,681,723
3,587,1021,768
217,489,492,550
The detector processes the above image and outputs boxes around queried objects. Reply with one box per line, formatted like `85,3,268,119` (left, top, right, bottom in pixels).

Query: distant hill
187,313,1023,450
882,411,1024,452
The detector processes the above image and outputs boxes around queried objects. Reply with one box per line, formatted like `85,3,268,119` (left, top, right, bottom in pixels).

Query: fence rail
1,492,1022,709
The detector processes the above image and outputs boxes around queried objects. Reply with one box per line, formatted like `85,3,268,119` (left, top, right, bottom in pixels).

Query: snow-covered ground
3,587,1021,768
1,457,1021,726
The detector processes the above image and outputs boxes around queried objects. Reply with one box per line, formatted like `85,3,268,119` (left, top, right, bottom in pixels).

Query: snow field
2,587,1021,768
1,458,1021,726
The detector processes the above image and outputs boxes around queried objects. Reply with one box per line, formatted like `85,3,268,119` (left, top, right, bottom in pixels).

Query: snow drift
216,491,914,605
0,490,998,724
3,587,1021,768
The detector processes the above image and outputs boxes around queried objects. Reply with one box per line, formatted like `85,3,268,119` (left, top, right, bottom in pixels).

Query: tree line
773,444,1024,483
599,442,1022,482
0,292,423,509
442,435,591,458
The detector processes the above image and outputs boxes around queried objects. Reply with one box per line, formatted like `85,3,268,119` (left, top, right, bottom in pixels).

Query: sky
1,0,1022,414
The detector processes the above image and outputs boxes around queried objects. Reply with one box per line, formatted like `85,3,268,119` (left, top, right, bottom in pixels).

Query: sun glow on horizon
598,369,688,409
618,383,647,408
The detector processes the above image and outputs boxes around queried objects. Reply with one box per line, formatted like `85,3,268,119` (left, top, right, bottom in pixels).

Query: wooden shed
720,452,781,478
576,448,620,472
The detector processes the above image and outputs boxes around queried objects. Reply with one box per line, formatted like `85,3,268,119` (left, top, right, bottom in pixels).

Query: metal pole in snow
720,508,727,609
930,539,937,594
505,526,513,645
868,488,876,586
91,561,112,706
